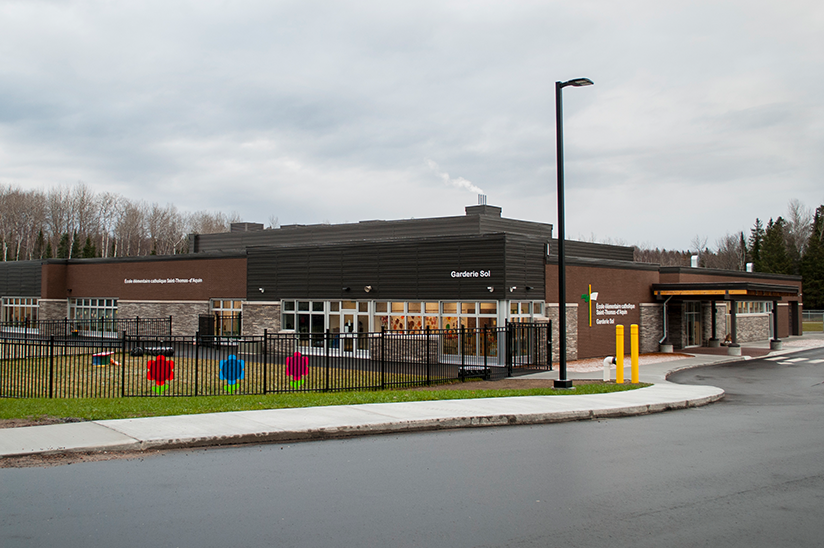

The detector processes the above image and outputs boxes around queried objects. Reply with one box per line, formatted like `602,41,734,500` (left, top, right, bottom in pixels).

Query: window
2,297,38,325
211,299,242,336
736,301,773,315
281,300,326,347
69,298,117,321
510,301,542,323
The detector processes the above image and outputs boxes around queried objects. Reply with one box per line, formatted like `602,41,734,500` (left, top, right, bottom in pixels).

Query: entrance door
685,302,702,346
331,301,369,355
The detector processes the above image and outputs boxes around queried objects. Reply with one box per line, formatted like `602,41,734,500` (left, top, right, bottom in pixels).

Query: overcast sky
1,0,822,249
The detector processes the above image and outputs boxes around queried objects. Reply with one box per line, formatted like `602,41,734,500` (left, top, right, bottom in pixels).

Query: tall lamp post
554,77,594,389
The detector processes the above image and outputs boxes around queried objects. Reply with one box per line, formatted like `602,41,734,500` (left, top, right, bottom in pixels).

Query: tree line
0,182,244,260
2,183,822,309
634,199,824,310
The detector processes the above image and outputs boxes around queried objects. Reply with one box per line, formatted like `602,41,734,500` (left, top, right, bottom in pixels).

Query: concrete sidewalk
2,334,822,458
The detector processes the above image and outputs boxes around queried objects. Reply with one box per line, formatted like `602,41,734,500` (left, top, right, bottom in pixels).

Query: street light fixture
554,77,593,390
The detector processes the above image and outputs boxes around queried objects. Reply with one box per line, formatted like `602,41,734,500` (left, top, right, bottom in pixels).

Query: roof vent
465,204,502,217
231,222,264,232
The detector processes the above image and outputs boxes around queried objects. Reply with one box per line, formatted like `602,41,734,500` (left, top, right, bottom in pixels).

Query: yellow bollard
616,324,624,384
631,324,639,384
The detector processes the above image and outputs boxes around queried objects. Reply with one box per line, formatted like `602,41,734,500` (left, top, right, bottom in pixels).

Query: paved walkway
2,334,822,458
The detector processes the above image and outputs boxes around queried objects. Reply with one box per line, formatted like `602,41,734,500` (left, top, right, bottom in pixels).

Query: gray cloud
1,0,823,249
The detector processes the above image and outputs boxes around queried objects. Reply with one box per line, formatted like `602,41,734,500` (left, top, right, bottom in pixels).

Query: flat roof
652,282,799,300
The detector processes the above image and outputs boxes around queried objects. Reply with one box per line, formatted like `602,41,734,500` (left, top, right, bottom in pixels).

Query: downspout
659,296,672,344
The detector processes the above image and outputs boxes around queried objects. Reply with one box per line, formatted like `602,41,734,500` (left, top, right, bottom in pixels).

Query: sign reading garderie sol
450,270,492,278
124,277,204,285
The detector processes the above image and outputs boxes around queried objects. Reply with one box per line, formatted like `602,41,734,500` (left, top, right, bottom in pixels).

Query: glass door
685,302,702,347
330,301,370,355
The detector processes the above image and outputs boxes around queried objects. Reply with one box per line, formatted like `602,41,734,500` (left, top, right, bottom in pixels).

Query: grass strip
1,382,649,422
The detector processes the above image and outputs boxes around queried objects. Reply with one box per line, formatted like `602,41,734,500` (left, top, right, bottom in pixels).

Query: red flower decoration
147,355,175,393
285,351,309,388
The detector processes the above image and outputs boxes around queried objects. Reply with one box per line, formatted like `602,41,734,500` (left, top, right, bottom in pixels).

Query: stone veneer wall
736,314,770,343
639,303,663,353
701,303,728,342
118,301,209,336
546,303,578,362
242,302,282,335
37,299,67,321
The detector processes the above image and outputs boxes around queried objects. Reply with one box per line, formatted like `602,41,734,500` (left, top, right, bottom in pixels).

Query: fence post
169,315,173,338
262,329,268,394
49,335,54,399
548,320,553,371
426,326,431,386
325,329,330,392
506,321,512,378
121,331,127,397
460,325,465,381
381,325,386,390
136,316,140,338
483,325,488,377
194,331,199,396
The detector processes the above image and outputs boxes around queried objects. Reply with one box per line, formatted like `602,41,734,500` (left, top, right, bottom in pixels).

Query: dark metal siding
548,239,634,261
505,236,547,300
247,234,544,302
0,261,43,297
195,214,555,254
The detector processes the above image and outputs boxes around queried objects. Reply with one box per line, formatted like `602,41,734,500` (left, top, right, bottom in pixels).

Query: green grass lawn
802,321,823,332
1,381,649,422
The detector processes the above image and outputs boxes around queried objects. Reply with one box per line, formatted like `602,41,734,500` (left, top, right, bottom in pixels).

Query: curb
115,389,725,452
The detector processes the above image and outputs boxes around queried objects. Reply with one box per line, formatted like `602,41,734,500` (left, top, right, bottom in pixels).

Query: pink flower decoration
286,351,309,381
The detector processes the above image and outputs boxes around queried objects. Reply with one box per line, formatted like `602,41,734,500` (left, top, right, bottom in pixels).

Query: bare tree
187,210,234,235
785,198,812,256
705,233,745,271
115,200,147,257
98,192,121,257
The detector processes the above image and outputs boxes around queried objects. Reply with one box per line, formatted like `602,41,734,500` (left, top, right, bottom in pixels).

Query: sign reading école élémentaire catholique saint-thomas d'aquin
582,284,637,326
124,277,204,285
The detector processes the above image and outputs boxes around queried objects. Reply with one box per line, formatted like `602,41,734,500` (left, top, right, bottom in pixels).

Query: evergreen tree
33,230,45,259
761,217,792,274
45,242,53,259
82,236,97,258
56,233,70,259
738,231,747,270
801,206,824,309
748,218,765,271
70,234,81,258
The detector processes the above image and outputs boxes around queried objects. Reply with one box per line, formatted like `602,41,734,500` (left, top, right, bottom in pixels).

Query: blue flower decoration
219,354,245,393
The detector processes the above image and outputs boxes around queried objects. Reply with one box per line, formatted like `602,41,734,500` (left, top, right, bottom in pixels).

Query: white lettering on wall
124,277,204,285
450,270,491,278
595,302,636,317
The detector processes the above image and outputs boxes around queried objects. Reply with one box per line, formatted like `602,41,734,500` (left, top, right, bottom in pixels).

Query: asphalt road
3,347,824,548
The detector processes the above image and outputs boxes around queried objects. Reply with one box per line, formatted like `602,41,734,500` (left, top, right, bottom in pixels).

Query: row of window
0,297,777,329
280,300,545,334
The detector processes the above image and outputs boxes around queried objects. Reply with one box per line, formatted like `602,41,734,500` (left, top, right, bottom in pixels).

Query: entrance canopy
652,282,799,301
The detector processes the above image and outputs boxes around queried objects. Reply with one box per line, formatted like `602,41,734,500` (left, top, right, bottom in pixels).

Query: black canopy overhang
652,282,799,302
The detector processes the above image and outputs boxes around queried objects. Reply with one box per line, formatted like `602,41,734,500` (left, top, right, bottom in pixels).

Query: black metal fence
0,317,172,340
0,322,551,399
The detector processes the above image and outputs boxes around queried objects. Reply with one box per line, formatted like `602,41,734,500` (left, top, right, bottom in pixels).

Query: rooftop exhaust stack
746,262,754,272
478,194,487,205
690,255,699,268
